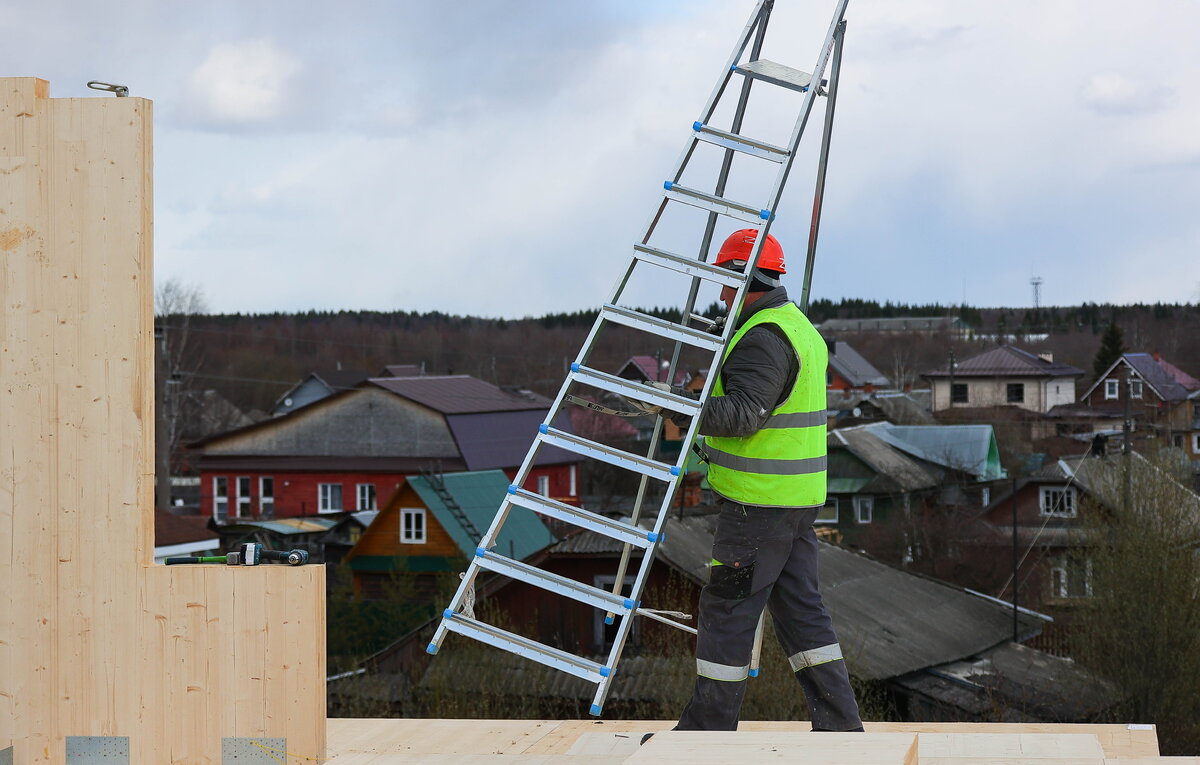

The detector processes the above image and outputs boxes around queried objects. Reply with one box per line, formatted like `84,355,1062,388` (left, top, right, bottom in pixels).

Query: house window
1007,383,1024,403
951,383,968,404
259,477,275,519
1104,379,1119,400
816,498,839,524
981,487,990,507
318,483,343,513
593,574,635,652
569,465,577,497
1050,558,1092,598
1130,379,1143,399
854,496,873,524
537,475,550,496
235,476,251,518
213,476,228,521
1194,433,1200,454
356,483,377,511
400,508,426,544
1039,486,1077,518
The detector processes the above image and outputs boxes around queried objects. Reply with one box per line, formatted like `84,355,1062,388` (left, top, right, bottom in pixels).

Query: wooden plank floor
326,720,1166,764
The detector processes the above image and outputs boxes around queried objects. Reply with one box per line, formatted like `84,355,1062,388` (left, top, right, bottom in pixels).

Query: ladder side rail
799,20,846,313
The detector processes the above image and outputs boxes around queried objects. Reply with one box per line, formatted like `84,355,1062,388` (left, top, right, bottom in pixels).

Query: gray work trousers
677,499,862,731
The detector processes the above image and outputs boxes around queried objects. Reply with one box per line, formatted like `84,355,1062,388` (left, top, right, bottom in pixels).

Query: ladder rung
539,425,679,484
633,243,744,289
600,304,723,354
506,486,656,550
692,123,789,163
440,611,608,684
569,363,702,417
474,548,634,615
663,182,770,225
734,59,816,93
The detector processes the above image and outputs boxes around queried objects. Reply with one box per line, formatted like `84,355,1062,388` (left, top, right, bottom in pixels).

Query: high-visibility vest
703,302,827,508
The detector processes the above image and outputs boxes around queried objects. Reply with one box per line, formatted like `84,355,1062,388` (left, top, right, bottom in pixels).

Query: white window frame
1104,379,1119,400
569,465,577,497
356,483,377,511
1051,559,1092,598
1039,486,1077,518
318,483,343,513
537,474,550,496
235,476,251,519
400,507,426,544
213,476,228,521
816,498,839,524
259,476,274,518
1130,378,1143,399
1193,433,1200,454
854,496,873,524
981,487,991,507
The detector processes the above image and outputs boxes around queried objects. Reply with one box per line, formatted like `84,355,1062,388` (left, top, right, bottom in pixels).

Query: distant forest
158,299,1200,420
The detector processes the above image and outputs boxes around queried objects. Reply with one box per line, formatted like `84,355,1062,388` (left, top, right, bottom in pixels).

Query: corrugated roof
1123,353,1195,402
155,509,220,547
826,340,891,388
369,376,551,414
445,410,577,471
830,428,939,492
408,470,555,561
863,422,1006,481
924,346,1084,379
221,516,342,535
617,356,689,385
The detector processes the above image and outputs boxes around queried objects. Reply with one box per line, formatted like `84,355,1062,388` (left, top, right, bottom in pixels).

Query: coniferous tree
1093,321,1126,380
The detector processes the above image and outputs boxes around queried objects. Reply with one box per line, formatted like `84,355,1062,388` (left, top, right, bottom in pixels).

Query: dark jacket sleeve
692,326,797,438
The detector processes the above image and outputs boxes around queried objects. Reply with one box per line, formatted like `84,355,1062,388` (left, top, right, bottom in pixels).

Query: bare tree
155,278,209,477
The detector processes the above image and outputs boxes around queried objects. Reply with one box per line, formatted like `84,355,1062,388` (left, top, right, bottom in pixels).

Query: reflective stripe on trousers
702,449,827,475
696,658,750,682
788,642,843,672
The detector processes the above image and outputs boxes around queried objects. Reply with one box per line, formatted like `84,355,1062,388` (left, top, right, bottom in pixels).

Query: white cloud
1082,73,1174,116
189,39,301,125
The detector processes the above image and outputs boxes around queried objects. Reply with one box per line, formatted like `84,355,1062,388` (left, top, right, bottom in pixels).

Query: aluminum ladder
427,0,849,716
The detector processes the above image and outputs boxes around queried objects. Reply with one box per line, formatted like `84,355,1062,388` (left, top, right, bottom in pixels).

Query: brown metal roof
368,376,551,414
924,346,1084,379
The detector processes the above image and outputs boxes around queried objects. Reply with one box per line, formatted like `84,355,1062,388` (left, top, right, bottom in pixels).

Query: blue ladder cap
730,64,738,71
759,209,771,220
749,668,760,678
590,703,603,716
570,362,580,372
539,423,549,434
507,484,518,494
475,547,486,557
670,466,681,476
426,642,439,655
599,666,613,677
692,121,703,131
623,598,635,610
663,180,673,191
443,608,455,620
604,615,615,626
646,531,660,543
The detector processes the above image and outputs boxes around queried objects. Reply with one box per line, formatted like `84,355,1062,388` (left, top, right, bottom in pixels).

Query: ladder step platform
662,181,771,225
569,363,702,416
505,485,658,550
538,425,681,484
633,243,745,288
692,122,790,163
433,611,612,684
599,304,723,353
734,59,817,92
473,547,637,615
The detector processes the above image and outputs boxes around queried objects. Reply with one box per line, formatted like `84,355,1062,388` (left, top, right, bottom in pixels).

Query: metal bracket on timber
221,737,287,764
65,738,130,764
1,746,12,765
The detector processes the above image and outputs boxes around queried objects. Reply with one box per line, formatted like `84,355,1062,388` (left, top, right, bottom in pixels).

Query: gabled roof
827,390,935,426
860,421,1006,481
1080,353,1199,403
381,364,424,377
829,428,939,492
368,376,550,414
155,509,220,547
826,340,890,388
617,356,689,385
924,346,1084,379
271,368,370,415
408,470,555,561
445,410,578,470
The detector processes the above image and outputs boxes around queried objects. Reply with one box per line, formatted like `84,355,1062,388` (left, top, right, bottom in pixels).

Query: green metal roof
864,422,1006,482
220,517,341,535
408,470,555,562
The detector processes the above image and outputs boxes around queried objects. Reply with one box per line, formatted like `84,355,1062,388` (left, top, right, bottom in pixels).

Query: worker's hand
628,381,671,416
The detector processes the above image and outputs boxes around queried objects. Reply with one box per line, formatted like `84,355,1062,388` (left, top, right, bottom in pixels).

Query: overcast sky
7,1,1198,317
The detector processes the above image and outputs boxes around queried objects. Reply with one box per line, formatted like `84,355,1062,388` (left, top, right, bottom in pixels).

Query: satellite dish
852,407,862,417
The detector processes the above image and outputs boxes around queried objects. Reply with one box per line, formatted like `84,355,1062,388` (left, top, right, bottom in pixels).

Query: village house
1078,353,1200,460
924,345,1084,414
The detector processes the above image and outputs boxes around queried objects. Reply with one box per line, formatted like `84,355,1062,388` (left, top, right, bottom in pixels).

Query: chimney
1038,352,1054,363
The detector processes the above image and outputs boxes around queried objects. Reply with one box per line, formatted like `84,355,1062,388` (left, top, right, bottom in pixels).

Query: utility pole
1122,366,1133,512
155,325,171,512
947,349,957,411
1011,475,1018,642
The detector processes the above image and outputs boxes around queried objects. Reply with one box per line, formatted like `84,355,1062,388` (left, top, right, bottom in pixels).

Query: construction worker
669,229,862,732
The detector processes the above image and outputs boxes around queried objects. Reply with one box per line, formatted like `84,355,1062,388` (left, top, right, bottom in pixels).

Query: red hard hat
714,229,786,274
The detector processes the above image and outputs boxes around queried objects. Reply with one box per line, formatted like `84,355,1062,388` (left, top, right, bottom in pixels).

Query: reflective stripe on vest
696,658,750,682
787,642,843,672
704,302,828,508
